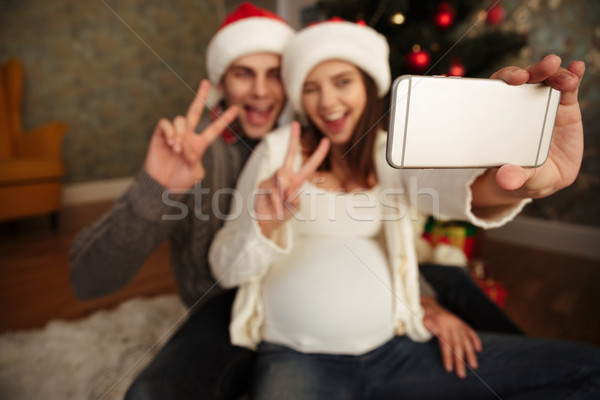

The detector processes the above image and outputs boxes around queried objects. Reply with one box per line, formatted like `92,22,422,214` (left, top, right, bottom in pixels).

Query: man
71,3,295,399
71,2,582,398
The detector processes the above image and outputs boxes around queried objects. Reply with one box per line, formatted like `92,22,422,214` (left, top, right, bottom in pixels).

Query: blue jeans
253,335,600,400
124,290,255,400
124,266,523,399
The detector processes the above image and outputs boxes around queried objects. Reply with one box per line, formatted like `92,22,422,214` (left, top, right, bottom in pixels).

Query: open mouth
322,111,347,133
245,104,274,126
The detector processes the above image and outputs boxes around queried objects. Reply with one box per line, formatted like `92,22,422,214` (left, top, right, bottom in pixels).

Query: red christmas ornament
449,59,465,76
486,4,505,26
406,46,431,72
434,2,455,30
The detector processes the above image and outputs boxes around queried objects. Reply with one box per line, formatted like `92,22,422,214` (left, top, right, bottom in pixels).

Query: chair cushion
0,158,64,183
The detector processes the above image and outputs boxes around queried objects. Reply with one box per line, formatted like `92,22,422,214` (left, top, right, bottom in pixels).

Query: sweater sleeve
400,168,530,229
69,169,183,300
209,139,292,289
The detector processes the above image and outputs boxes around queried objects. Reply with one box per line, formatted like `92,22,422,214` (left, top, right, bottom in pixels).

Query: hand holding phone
386,75,561,169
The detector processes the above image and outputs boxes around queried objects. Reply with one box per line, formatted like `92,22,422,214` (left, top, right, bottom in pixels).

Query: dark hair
302,70,383,188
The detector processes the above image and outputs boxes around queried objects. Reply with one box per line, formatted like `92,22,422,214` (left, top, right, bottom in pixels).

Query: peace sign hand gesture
255,122,330,238
144,80,239,190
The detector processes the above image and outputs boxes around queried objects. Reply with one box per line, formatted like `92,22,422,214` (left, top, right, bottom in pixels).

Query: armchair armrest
14,121,67,158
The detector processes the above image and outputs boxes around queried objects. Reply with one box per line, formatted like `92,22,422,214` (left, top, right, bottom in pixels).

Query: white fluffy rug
0,295,187,400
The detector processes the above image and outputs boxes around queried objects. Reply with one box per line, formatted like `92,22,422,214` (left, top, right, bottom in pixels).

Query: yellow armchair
0,58,67,225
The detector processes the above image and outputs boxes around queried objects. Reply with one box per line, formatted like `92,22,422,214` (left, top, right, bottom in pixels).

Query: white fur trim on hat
282,21,390,115
206,17,295,85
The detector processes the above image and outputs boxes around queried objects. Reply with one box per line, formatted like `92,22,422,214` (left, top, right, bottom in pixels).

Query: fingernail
511,67,521,72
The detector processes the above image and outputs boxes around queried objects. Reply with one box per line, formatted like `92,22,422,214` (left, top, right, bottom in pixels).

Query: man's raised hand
144,80,239,190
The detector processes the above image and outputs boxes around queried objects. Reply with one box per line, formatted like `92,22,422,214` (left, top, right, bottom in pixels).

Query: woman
209,19,599,399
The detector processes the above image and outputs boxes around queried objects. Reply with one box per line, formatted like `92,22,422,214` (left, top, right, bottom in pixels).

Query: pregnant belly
262,236,395,353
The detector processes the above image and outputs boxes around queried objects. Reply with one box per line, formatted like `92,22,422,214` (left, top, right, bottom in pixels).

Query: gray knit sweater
70,136,257,309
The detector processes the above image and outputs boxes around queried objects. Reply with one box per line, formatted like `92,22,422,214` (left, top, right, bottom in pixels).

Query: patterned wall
0,0,221,183
500,0,599,227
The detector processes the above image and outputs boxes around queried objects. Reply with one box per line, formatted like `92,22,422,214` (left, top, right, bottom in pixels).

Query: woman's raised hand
255,121,330,238
144,80,239,190
472,56,585,208
493,56,584,198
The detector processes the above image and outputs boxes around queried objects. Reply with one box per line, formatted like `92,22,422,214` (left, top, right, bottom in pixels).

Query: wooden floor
1,201,599,347
482,240,600,346
0,202,178,333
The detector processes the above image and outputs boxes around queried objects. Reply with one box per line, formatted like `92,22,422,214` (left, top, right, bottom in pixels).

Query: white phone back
387,75,561,168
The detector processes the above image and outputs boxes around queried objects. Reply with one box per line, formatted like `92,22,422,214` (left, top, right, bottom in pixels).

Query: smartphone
386,75,561,169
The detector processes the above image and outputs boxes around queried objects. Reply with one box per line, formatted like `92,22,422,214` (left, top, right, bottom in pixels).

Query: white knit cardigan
209,124,529,350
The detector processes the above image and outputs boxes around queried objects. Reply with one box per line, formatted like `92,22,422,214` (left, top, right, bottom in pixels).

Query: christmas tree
316,0,526,79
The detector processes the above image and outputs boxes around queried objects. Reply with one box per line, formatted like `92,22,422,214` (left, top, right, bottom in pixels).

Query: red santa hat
206,2,295,85
282,18,390,115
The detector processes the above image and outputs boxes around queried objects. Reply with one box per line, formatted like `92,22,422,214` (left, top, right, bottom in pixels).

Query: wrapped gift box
475,277,508,308
422,217,480,260
423,217,508,308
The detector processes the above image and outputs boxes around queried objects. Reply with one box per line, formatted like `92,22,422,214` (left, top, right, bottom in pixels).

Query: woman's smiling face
301,60,367,148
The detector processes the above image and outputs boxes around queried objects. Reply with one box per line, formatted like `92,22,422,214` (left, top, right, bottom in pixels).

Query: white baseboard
61,177,134,206
485,216,600,261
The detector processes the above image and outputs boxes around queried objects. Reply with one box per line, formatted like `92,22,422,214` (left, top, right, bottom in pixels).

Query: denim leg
420,263,524,334
252,342,362,400
125,290,256,400
365,334,600,400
